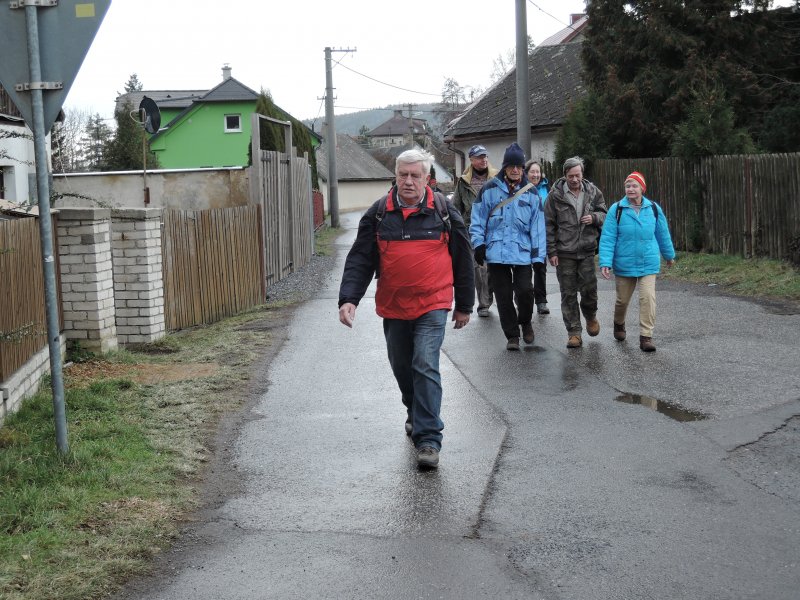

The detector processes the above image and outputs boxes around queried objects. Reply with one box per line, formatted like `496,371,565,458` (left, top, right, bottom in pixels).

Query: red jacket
339,187,475,320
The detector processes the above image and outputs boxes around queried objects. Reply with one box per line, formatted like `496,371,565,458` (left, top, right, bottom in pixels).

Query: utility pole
323,46,356,228
407,103,414,146
515,0,531,158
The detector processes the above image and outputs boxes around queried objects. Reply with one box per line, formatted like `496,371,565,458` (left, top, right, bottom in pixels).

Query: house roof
365,143,454,183
368,112,428,137
444,42,585,141
540,14,588,46
316,134,395,182
200,77,260,103
115,90,206,113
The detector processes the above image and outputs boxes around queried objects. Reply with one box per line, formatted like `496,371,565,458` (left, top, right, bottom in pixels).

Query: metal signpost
0,0,111,454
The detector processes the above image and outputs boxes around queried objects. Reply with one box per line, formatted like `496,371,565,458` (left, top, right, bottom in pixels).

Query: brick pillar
110,208,165,345
56,208,118,353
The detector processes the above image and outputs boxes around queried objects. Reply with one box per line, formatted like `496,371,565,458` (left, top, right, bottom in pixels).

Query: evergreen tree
571,0,800,159
124,73,143,93
252,89,318,188
82,113,112,170
104,99,159,171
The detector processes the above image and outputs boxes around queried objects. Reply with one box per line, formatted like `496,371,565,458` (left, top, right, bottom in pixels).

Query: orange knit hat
625,171,646,192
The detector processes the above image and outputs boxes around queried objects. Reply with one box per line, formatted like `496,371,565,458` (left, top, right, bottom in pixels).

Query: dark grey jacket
544,178,607,259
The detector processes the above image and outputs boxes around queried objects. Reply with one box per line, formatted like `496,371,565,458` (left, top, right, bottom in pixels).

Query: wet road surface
117,210,800,599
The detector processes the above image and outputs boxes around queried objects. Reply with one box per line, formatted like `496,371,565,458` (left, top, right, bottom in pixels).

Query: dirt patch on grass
65,360,221,388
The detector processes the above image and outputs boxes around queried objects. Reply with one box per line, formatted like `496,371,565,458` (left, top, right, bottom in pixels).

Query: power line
335,62,440,97
526,0,575,30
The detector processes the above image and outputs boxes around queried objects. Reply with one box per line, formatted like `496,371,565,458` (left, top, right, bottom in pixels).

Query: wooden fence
592,153,800,261
161,205,265,331
0,217,60,381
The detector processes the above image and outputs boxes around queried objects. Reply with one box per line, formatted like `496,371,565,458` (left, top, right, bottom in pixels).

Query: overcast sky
64,0,591,123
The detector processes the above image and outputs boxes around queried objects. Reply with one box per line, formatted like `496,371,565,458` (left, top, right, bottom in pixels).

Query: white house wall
452,130,559,178
0,124,38,202
318,179,393,213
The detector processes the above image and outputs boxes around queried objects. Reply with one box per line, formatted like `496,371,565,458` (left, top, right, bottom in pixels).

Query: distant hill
304,103,448,139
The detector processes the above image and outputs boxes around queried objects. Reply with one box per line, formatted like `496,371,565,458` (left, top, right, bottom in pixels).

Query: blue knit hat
501,142,526,171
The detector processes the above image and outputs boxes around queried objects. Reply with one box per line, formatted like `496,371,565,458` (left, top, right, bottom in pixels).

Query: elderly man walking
544,156,607,348
453,145,499,317
338,149,475,469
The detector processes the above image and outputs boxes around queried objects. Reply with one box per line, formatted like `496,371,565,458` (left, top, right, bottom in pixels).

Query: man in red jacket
338,149,475,469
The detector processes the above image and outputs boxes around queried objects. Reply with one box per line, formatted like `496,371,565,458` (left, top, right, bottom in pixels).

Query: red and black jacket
339,186,475,320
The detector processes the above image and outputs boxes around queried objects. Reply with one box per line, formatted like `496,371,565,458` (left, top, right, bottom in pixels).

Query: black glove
474,244,486,266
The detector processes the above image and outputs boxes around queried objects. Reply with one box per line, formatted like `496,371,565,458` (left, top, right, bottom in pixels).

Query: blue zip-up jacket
599,196,676,277
470,174,546,266
533,177,549,209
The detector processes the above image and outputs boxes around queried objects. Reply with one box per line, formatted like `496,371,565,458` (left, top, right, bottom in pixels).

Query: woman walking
525,159,551,314
598,172,675,352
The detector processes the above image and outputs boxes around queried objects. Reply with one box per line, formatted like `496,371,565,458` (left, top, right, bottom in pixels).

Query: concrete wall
52,167,250,210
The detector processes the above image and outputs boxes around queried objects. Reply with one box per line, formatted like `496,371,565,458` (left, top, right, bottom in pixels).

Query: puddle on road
615,393,707,422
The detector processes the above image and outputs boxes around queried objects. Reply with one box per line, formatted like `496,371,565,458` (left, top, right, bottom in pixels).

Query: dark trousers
488,263,534,339
555,256,598,335
533,261,547,305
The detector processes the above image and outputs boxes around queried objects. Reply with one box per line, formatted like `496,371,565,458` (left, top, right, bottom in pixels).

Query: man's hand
549,255,559,267
339,303,356,328
665,259,675,268
601,266,612,280
452,310,470,330
474,245,486,266
580,215,593,225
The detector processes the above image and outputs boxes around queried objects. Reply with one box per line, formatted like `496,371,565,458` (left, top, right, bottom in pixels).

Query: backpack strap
377,189,451,233
616,201,659,224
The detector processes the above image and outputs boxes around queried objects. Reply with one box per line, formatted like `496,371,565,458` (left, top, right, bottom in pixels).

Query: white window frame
224,114,242,133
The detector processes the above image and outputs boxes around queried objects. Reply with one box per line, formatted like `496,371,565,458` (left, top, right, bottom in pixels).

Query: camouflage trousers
555,256,598,335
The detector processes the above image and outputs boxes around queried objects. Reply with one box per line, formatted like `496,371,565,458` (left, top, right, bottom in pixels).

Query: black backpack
375,191,451,233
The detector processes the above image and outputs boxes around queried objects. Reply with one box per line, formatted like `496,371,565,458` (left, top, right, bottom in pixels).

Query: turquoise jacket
470,175,547,266
599,197,676,277
533,177,549,209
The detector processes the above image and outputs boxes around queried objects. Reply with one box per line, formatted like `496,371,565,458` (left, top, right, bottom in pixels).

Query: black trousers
533,261,547,305
488,263,534,339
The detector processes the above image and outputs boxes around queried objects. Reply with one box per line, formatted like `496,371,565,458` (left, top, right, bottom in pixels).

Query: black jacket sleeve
338,202,380,308
446,201,476,314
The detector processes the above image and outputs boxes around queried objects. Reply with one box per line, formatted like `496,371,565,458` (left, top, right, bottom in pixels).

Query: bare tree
51,107,92,173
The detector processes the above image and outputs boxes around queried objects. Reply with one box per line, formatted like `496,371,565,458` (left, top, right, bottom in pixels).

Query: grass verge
0,302,289,600
662,252,800,302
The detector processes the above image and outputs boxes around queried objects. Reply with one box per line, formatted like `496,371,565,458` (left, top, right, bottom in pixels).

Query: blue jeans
383,309,447,451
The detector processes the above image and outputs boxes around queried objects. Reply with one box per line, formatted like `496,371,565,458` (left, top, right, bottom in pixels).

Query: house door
0,168,5,198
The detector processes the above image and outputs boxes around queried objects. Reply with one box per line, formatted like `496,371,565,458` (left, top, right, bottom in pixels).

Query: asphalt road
117,210,800,600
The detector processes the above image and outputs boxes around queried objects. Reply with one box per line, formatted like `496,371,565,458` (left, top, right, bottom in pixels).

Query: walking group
338,144,675,469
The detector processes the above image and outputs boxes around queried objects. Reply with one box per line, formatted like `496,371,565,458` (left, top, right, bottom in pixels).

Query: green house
116,67,319,170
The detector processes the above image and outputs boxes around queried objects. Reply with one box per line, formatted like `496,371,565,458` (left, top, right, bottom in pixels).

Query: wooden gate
249,114,314,290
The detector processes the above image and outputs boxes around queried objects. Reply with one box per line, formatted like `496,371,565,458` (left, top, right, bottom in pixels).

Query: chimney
222,63,232,81
570,13,585,25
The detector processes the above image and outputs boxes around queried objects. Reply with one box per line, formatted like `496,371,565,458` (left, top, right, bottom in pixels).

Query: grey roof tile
316,134,395,181
444,42,585,140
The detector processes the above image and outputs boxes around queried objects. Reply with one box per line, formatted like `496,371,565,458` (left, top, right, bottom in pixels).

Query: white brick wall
111,209,165,345
56,208,118,353
0,336,66,427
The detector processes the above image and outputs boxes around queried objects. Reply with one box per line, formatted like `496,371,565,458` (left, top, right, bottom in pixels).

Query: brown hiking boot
567,335,582,348
614,322,626,341
586,318,600,337
506,337,521,351
640,336,656,352
522,323,535,344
